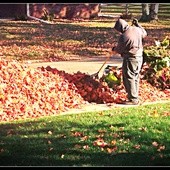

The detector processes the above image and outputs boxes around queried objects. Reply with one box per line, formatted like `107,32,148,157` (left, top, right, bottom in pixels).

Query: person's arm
132,18,147,38
112,36,126,55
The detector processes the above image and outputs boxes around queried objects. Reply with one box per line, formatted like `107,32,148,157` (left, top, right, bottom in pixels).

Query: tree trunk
139,3,150,22
139,3,159,22
149,3,159,21
125,4,129,15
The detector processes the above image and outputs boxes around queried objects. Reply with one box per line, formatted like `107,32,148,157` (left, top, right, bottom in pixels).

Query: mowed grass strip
0,102,169,166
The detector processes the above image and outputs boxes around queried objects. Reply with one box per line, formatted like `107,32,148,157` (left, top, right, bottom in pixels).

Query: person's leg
122,59,131,100
122,57,142,104
135,57,143,99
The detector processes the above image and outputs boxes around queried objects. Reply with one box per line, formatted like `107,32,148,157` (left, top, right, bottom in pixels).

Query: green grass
0,102,170,166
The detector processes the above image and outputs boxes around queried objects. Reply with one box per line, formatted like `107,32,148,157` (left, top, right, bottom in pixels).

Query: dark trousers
122,56,143,102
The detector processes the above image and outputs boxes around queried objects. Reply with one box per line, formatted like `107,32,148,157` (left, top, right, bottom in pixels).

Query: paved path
61,100,170,116
27,55,123,78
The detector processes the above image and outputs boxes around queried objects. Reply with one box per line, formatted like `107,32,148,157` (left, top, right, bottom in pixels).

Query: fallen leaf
48,131,53,135
133,144,141,149
152,141,159,147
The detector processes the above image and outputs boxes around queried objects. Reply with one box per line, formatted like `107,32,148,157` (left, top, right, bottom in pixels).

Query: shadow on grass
0,117,169,167
0,20,170,61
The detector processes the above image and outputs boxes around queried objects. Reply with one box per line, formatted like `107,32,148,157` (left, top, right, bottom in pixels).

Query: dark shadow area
0,117,169,166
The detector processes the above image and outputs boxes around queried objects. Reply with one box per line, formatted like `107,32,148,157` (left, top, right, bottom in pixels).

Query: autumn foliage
0,59,86,122
0,58,170,123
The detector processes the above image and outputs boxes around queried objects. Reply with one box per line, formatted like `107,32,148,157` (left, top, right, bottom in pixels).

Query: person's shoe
122,100,139,105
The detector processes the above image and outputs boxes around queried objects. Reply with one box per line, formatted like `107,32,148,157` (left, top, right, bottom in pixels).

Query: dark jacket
114,18,147,57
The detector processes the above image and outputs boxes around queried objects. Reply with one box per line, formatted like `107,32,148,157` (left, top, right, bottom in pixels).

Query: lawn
0,102,170,166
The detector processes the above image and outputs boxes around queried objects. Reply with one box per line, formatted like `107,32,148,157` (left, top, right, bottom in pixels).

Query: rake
90,51,113,79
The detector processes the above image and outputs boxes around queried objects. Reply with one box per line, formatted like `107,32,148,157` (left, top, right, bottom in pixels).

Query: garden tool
90,50,113,79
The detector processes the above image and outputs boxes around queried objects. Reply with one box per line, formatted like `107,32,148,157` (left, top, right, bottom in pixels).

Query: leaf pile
43,66,170,104
0,59,86,122
43,66,126,104
0,59,170,122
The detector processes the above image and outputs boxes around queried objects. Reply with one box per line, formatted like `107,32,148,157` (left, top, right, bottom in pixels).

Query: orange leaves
93,138,118,154
139,79,170,103
0,59,86,122
111,140,117,146
71,131,84,137
133,144,141,150
148,110,160,118
152,141,159,147
162,111,170,117
152,141,166,152
48,131,53,135
106,146,118,153
138,127,147,132
93,138,108,147
0,148,5,153
0,58,170,123
148,110,170,118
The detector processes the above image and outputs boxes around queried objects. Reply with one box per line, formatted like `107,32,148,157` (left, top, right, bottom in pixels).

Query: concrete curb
60,100,170,116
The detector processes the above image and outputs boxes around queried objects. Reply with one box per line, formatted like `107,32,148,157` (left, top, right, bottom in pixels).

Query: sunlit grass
0,102,170,166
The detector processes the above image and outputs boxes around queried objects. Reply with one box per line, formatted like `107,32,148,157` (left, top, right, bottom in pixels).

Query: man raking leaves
111,18,147,105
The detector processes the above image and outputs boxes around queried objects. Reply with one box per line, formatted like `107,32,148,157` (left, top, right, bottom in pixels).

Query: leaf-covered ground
0,19,170,122
0,58,169,123
0,19,170,62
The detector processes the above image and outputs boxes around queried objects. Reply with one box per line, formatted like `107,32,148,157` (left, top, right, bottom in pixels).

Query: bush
142,36,170,89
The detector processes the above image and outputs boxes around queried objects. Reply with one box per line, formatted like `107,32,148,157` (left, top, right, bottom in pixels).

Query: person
111,18,147,105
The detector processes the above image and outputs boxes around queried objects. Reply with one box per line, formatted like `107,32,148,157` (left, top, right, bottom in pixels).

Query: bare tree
139,3,150,22
149,3,159,21
139,3,159,22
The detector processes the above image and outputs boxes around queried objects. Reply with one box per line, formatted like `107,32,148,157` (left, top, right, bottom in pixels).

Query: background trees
140,3,159,22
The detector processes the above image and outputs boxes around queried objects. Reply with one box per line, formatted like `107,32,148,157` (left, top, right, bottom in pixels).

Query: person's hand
112,46,115,51
132,18,139,27
105,48,113,57
107,47,117,56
